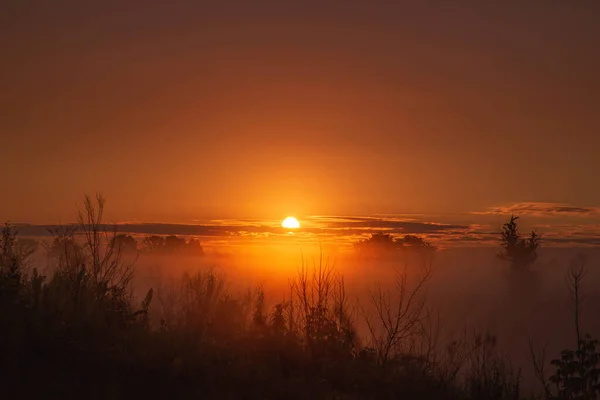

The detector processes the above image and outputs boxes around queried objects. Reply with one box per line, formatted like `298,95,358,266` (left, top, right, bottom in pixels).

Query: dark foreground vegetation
1,195,598,399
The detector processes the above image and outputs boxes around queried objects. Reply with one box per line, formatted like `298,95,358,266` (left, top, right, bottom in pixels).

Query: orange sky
2,1,600,227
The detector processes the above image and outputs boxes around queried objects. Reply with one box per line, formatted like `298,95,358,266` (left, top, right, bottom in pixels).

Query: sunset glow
282,216,300,229
4,3,600,398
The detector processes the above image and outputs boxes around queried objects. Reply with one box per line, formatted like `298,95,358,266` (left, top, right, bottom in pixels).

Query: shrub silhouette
549,256,600,400
550,335,600,399
530,255,600,400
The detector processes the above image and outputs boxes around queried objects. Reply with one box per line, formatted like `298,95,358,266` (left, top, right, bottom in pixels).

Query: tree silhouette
46,225,84,271
497,215,540,271
164,235,186,252
355,232,397,251
142,235,204,255
112,234,138,254
354,232,436,256
186,238,204,255
397,234,435,251
142,235,165,252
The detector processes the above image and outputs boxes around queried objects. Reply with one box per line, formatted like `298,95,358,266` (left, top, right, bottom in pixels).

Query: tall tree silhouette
497,215,540,271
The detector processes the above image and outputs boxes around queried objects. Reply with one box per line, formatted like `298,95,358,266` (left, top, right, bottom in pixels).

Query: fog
109,242,600,394
17,228,600,397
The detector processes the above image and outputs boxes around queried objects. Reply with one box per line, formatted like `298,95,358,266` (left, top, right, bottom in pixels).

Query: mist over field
133,245,600,379
20,227,600,396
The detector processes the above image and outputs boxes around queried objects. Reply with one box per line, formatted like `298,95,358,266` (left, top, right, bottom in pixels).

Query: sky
2,1,600,244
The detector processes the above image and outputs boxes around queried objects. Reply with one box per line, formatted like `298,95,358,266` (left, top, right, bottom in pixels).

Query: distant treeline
17,232,205,257
118,234,204,255
354,232,436,254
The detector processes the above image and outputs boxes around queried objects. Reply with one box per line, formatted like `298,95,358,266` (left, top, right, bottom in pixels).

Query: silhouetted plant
156,267,256,345
550,335,600,400
362,260,432,367
164,235,187,252
142,234,204,255
186,238,205,255
355,232,397,250
1,196,553,399
550,256,600,400
252,285,267,327
465,332,522,400
290,254,358,369
0,223,28,304
498,215,540,272
78,193,135,290
1,223,36,269
112,234,138,254
355,232,436,261
142,235,165,252
530,254,600,400
46,224,84,273
399,234,436,250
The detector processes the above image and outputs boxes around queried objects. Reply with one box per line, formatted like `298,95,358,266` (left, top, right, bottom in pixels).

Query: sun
282,216,300,229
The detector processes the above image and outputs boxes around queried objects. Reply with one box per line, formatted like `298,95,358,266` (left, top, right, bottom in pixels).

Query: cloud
13,219,468,238
12,215,600,248
309,216,468,233
474,202,600,217
14,223,281,238
542,237,600,246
